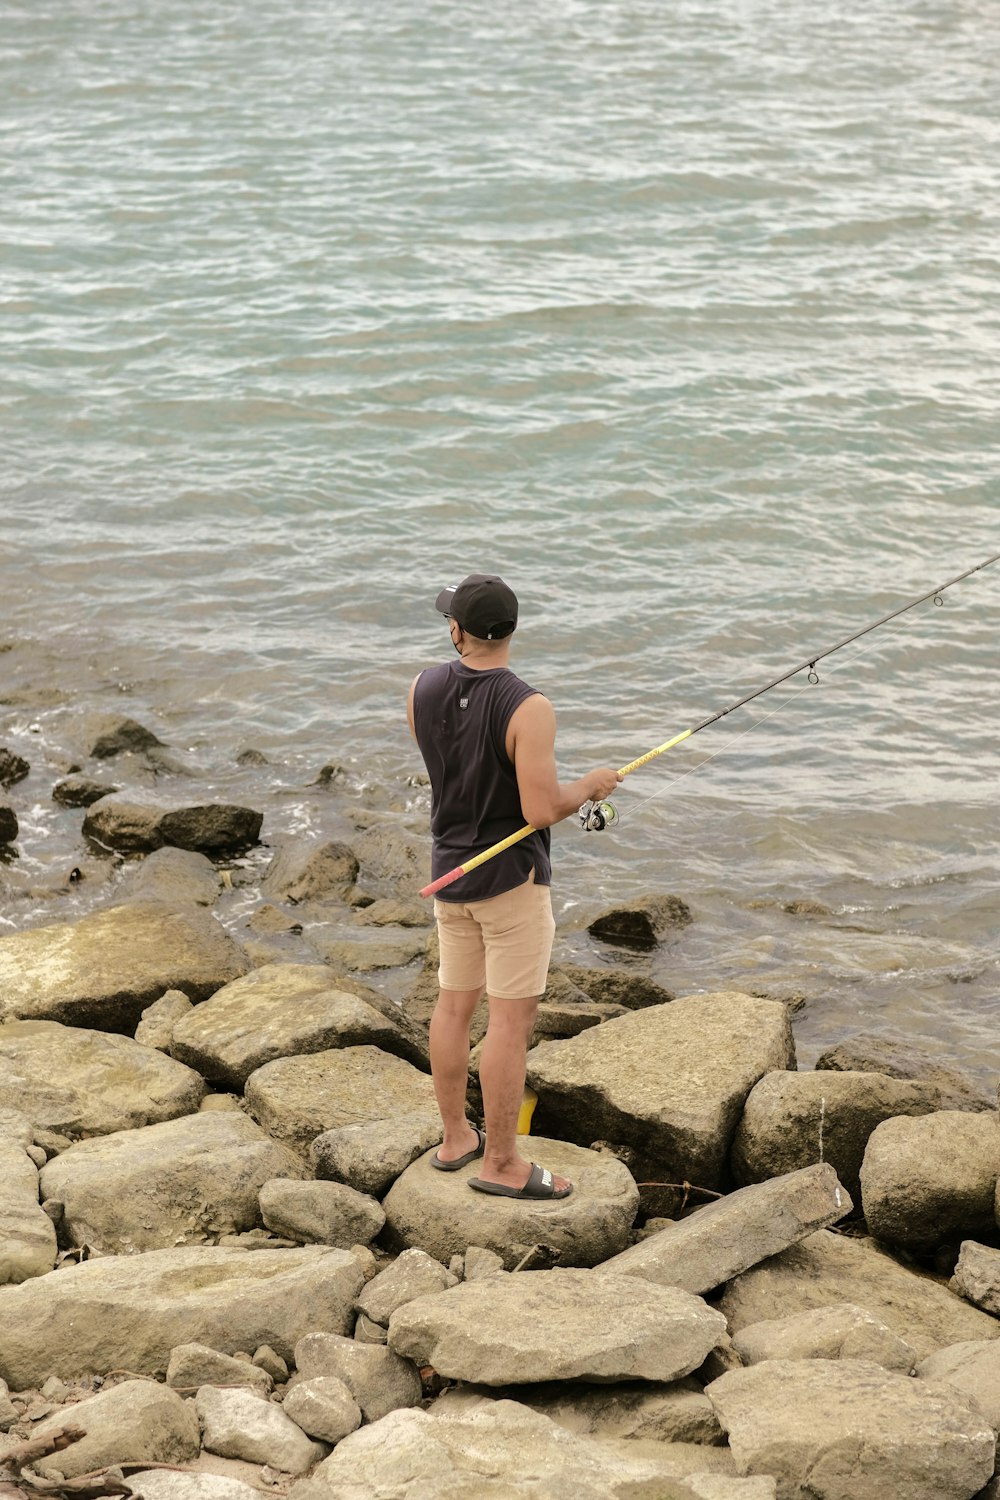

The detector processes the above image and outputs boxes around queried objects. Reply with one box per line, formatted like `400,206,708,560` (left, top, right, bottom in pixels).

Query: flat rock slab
0,901,250,1030
526,991,794,1189
0,1020,206,1138
289,1401,708,1500
30,1379,200,1480
383,1135,639,1269
39,1110,307,1253
83,794,262,855
731,1303,917,1373
245,1046,438,1153
170,963,412,1088
707,1358,995,1500
815,1031,994,1112
387,1267,726,1385
0,1245,366,1389
599,1163,851,1295
720,1229,1000,1361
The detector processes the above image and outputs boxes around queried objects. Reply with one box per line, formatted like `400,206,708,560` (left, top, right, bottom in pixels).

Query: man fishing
407,572,621,1200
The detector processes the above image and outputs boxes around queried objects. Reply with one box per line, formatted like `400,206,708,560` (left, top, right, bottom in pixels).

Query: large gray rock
707,1358,995,1500
859,1111,1000,1250
916,1339,1000,1430
0,1020,206,1138
126,847,222,907
452,1379,724,1445
952,1240,1000,1315
356,1248,458,1327
262,840,360,903
288,1401,706,1500
259,1178,386,1247
598,1163,851,1295
0,1139,58,1284
39,1111,307,1253
283,1377,363,1445
245,1046,438,1153
349,822,430,899
720,1229,1000,1361
387,1268,726,1386
170,963,413,1089
311,1114,442,1198
196,1385,326,1474
77,713,165,759
587,893,693,949
526,992,794,1189
83,794,262,855
0,1245,366,1388
293,1332,422,1425
383,1136,639,1270
0,902,250,1030
558,963,676,1012
30,1379,200,1480
731,1070,949,1201
731,1303,916,1373
815,1031,994,1112
166,1341,273,1396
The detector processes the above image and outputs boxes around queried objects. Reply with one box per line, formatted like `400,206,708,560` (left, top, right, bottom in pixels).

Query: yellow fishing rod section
418,551,1000,900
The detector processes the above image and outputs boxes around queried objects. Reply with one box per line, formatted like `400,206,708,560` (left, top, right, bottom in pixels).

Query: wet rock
526,992,794,1190
916,1339,1000,1429
388,1268,726,1386
84,794,263,855
135,988,195,1051
311,1114,441,1198
30,1379,200,1480
0,901,250,1030
245,1046,438,1153
306,931,427,972
293,1331,422,1425
353,898,433,928
0,749,30,787
0,804,17,844
259,1178,386,1247
383,1135,638,1270
0,1139,58,1284
0,1020,206,1138
952,1240,1000,1315
262,840,360,904
599,1163,851,1296
815,1031,994,1112
247,903,303,935
0,1244,366,1387
125,846,222,907
356,1248,458,1326
166,1342,273,1395
78,713,165,759
170,962,415,1090
860,1111,1000,1251
289,1401,707,1500
349,821,430,898
587,892,693,949
283,1376,363,1445
52,774,120,808
196,1385,326,1474
535,998,629,1038
707,1358,995,1500
558,963,676,1011
731,1303,916,1373
720,1228,1000,1360
39,1111,307,1253
731,1069,948,1202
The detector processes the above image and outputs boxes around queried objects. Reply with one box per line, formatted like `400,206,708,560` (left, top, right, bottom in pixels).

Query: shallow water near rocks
1,0,998,1086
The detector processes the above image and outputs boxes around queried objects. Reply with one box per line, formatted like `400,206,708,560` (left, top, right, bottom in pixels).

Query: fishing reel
579,800,619,832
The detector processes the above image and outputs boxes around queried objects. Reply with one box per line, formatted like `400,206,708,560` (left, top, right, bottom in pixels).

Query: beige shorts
434,874,556,1000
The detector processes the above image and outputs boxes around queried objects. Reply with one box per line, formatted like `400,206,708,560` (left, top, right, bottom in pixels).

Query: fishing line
418,550,1000,898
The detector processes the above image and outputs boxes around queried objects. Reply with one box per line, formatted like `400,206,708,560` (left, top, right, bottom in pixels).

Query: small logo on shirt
459,697,469,709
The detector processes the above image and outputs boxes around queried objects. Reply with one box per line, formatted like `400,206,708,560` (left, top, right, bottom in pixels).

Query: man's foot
431,1123,485,1171
468,1162,572,1199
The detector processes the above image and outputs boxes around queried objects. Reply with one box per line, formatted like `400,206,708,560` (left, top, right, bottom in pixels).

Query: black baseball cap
434,573,518,640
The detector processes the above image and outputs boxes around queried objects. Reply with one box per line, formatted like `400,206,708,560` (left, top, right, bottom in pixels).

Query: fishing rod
418,550,1000,899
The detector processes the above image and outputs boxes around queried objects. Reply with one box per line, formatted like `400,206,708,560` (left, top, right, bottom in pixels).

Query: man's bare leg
429,985,483,1162
477,994,571,1193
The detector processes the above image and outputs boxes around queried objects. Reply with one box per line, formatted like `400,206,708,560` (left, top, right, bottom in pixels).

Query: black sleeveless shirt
413,660,552,902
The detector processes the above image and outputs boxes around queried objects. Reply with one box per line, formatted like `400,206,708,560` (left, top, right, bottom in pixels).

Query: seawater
1,0,998,1081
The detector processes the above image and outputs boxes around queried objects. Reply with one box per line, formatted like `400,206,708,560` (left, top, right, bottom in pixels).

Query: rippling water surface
2,0,998,1080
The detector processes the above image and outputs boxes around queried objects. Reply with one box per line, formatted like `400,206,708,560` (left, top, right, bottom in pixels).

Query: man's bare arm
507,694,621,829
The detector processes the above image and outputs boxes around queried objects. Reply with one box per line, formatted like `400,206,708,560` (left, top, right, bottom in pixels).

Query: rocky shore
2,715,1000,1500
